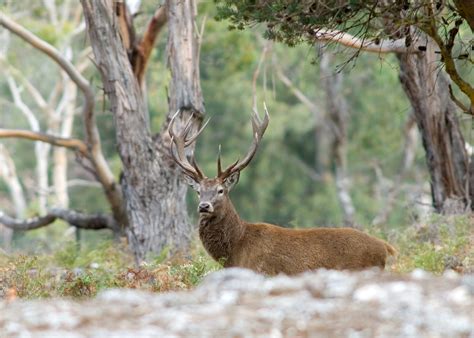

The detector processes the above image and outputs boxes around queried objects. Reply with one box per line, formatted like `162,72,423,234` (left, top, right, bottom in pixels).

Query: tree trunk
6,75,50,213
81,0,204,262
52,79,77,208
0,144,26,249
36,143,51,213
319,50,356,225
397,36,471,213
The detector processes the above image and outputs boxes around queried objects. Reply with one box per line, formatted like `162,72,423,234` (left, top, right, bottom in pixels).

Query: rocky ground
0,268,473,337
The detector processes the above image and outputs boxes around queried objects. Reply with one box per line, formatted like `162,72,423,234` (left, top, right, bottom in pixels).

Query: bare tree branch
2,63,51,116
421,15,474,115
0,12,94,109
252,41,272,112
449,85,470,113
66,179,102,188
6,73,51,213
133,5,167,85
0,129,88,156
0,13,115,181
195,14,207,67
273,56,321,119
6,75,41,131
115,0,136,53
0,208,117,231
0,12,126,226
312,28,423,54
0,212,55,231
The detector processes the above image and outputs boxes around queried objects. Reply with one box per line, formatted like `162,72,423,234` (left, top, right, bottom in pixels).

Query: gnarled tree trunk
81,0,204,262
397,36,471,213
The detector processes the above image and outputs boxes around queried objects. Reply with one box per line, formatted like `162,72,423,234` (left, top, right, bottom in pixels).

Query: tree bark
81,0,204,262
397,35,471,213
453,1,474,36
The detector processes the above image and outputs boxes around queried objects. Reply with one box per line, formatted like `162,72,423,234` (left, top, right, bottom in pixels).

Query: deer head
168,106,269,215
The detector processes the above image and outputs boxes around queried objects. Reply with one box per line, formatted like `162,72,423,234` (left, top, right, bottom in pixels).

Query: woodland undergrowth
0,214,472,299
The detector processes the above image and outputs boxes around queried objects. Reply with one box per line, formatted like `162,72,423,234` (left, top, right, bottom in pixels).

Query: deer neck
198,198,245,264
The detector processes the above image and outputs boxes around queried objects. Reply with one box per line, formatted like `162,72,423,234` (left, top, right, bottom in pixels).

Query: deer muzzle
198,202,214,213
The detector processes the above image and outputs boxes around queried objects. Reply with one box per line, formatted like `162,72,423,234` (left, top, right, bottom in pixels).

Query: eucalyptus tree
0,0,205,262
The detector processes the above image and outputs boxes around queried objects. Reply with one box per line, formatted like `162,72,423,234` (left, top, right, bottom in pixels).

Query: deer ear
183,175,200,191
223,171,240,191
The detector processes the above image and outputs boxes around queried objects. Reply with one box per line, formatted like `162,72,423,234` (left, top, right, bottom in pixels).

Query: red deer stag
168,107,396,275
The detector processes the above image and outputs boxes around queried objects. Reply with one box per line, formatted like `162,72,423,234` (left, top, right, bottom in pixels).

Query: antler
168,110,209,182
218,103,270,178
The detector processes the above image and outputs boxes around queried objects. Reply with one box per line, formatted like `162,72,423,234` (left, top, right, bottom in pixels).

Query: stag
168,107,396,275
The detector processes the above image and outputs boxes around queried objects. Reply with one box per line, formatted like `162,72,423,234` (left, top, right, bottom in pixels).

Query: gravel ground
0,268,473,337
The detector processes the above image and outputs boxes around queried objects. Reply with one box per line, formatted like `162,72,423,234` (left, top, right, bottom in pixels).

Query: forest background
0,1,472,297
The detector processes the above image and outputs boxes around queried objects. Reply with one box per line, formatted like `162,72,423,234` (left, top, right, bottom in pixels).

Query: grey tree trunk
319,50,355,226
397,36,471,213
81,0,204,262
0,144,26,249
52,77,77,208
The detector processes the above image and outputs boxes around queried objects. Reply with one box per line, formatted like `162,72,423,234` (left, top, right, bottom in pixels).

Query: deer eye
217,188,224,194
196,191,200,196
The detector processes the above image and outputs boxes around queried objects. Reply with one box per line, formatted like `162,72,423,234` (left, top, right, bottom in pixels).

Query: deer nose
198,202,213,213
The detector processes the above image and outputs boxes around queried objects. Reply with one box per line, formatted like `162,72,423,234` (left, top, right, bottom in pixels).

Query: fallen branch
0,208,118,231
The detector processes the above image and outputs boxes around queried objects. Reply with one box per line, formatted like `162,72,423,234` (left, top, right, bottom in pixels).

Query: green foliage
170,252,223,286
215,1,388,46
1,2,472,265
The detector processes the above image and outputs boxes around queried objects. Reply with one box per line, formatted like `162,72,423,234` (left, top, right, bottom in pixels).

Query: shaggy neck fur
198,197,245,264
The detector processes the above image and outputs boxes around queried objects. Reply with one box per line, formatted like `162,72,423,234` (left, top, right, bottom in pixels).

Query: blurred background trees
0,0,472,259
215,0,474,213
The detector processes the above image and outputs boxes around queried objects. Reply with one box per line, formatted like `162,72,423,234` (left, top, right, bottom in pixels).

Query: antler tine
168,110,205,181
185,117,210,147
170,136,198,177
168,109,181,139
217,144,222,176
191,155,205,178
182,113,195,138
219,103,270,179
